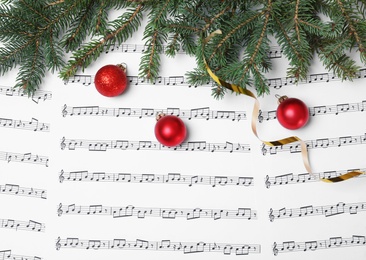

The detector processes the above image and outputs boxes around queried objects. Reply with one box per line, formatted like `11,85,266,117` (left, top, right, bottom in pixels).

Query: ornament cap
156,113,166,121
116,63,127,73
275,94,288,104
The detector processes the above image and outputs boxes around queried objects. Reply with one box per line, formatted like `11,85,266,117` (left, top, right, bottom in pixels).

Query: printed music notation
60,137,251,153
0,250,42,260
265,167,366,188
261,133,366,155
0,184,47,199
258,100,366,123
64,75,201,87
100,42,283,58
56,237,261,255
57,203,257,220
273,235,366,256
63,68,366,89
269,201,366,222
0,117,49,132
0,151,49,166
59,170,254,187
0,86,52,104
62,105,247,122
0,218,45,232
266,69,366,89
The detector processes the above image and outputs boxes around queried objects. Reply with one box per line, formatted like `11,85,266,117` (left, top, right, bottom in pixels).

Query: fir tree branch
95,1,106,33
336,0,365,55
62,0,96,51
22,40,40,89
139,0,171,80
208,11,264,61
295,0,301,43
168,24,200,32
20,0,50,23
1,0,366,98
145,30,159,79
60,4,143,79
322,34,352,58
184,5,209,25
0,38,36,68
273,15,302,61
0,13,37,29
298,19,321,30
241,1,272,81
202,6,230,32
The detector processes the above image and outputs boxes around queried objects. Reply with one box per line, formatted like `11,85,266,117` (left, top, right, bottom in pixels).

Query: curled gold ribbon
203,30,364,183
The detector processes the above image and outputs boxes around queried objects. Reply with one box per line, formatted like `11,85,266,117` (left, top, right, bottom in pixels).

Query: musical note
261,143,267,155
0,86,52,103
260,100,366,122
265,167,366,187
63,67,366,91
0,117,49,132
56,237,61,251
0,250,43,260
274,235,366,255
60,138,251,153
0,184,47,199
0,151,48,166
59,169,65,183
268,46,283,58
270,201,366,221
267,68,366,89
100,42,281,60
59,170,254,187
272,242,278,256
262,133,366,155
268,78,283,89
56,237,261,255
62,105,247,121
58,203,63,217
58,203,257,220
0,218,45,232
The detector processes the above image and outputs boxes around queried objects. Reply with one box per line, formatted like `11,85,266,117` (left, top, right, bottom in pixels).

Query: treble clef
265,175,271,189
273,242,278,256
60,137,66,150
59,169,65,183
56,237,61,250
258,109,263,123
261,143,267,156
269,208,274,222
58,203,63,217
62,104,68,117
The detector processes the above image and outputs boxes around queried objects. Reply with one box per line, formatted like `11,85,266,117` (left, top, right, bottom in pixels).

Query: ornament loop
117,63,127,73
275,94,288,104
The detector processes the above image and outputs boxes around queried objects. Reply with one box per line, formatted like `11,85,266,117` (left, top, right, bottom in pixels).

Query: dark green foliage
1,0,366,98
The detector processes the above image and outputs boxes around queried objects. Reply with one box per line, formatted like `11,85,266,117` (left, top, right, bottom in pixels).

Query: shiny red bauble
276,96,309,130
94,64,127,97
155,115,187,146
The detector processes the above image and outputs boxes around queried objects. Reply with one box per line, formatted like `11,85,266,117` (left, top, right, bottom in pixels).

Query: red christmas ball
94,64,127,97
155,115,187,146
276,96,309,130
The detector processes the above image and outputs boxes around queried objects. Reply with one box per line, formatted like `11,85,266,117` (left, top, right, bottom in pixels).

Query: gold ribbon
203,30,364,183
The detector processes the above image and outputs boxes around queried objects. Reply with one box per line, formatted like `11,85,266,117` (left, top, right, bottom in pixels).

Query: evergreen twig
0,0,365,98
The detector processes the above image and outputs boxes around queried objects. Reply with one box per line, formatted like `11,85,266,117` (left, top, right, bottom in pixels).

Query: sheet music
1,21,366,260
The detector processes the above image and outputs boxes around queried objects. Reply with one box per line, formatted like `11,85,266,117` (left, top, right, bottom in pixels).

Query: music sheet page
1,21,366,260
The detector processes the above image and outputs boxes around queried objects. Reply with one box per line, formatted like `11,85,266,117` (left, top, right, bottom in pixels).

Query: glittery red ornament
94,64,127,97
276,95,309,130
155,115,187,146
